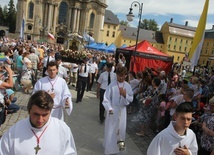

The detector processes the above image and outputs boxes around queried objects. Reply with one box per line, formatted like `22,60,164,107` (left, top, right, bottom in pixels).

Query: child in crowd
155,94,167,133
21,63,34,93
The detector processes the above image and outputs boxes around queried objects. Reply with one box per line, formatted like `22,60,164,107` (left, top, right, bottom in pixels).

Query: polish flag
48,32,55,40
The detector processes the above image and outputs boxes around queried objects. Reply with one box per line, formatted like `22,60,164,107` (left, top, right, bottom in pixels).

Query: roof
205,28,214,39
117,40,173,62
104,10,119,25
119,25,164,44
167,22,196,31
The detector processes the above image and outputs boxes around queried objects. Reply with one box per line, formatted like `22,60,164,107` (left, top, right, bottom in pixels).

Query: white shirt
98,71,117,90
78,64,90,77
89,62,98,74
58,63,68,79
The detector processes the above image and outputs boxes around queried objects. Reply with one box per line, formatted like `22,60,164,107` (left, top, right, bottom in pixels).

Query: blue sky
106,0,214,30
1,0,214,30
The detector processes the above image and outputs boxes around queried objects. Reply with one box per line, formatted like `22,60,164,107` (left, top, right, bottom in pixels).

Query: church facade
15,0,107,44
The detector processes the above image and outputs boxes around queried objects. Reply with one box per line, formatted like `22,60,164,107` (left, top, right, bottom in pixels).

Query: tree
140,19,159,31
120,20,130,27
7,0,16,33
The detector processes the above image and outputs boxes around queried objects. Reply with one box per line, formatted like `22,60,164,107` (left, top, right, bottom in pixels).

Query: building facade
16,0,107,44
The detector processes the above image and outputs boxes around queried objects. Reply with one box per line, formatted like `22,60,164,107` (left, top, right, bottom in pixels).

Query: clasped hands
119,87,126,98
174,145,190,155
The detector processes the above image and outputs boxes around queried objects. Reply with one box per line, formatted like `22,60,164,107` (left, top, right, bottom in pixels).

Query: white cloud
107,0,214,29
107,0,214,16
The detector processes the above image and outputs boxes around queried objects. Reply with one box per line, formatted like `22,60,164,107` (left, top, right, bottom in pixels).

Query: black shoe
100,119,104,124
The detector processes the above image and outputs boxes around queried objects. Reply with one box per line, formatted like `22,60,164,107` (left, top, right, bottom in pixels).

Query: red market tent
116,40,174,73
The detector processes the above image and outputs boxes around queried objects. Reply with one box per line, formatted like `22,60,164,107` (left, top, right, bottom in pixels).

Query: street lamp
126,1,143,72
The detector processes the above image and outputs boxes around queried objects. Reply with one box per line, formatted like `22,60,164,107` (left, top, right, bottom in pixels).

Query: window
205,50,207,54
174,45,176,50
186,40,188,44
207,42,209,46
58,2,68,24
113,25,116,29
179,46,181,51
169,37,172,41
28,25,32,30
184,47,187,52
177,56,180,61
108,25,110,29
168,44,170,49
112,31,115,37
106,30,109,37
212,49,214,55
175,38,177,42
124,40,126,42
129,40,131,43
89,12,95,28
180,39,183,43
28,2,34,19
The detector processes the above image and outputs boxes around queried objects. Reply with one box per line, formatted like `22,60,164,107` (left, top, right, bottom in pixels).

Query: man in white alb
147,102,198,155
102,66,133,155
0,90,77,155
33,61,73,121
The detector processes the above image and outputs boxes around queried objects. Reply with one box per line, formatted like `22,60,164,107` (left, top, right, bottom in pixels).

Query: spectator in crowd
0,65,13,126
198,96,214,155
135,77,160,137
4,78,20,114
28,47,39,84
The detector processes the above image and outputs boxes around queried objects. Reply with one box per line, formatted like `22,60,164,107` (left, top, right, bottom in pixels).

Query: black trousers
87,73,95,91
99,88,106,121
76,75,88,102
42,67,47,77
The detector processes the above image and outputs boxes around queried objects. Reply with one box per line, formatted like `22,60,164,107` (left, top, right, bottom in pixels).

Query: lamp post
126,1,143,72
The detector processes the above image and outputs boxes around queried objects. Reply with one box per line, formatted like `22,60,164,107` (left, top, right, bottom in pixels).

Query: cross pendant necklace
47,77,58,92
31,126,48,155
34,145,41,155
117,81,125,102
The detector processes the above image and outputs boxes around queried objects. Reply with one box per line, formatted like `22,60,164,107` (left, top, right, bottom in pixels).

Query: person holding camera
0,65,13,126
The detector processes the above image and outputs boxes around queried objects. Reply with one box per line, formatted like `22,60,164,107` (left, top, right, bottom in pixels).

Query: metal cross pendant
34,144,41,155
51,87,54,91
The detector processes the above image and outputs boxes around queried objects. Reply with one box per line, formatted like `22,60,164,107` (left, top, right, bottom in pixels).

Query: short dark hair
176,102,193,114
47,61,58,69
27,90,54,112
116,66,127,75
153,77,161,87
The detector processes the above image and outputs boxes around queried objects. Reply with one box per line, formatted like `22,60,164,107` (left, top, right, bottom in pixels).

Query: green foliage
140,19,159,31
0,0,16,33
120,20,130,27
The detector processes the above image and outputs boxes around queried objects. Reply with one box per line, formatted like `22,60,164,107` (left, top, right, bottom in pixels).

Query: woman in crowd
198,96,214,155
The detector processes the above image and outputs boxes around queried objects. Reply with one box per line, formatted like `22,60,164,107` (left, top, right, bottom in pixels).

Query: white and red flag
48,32,55,40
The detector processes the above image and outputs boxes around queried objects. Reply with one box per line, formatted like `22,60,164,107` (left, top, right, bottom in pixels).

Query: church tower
15,0,107,44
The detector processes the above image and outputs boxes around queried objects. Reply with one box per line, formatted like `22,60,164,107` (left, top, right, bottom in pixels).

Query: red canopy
117,40,174,73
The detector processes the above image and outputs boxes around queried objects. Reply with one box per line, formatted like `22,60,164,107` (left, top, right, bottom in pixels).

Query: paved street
0,85,155,155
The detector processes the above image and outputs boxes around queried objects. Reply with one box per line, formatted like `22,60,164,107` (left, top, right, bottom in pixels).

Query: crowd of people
0,37,213,155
